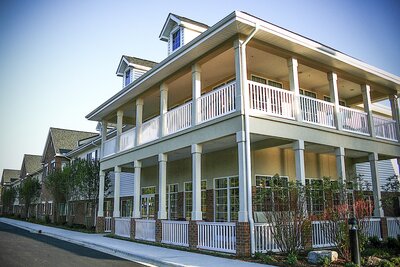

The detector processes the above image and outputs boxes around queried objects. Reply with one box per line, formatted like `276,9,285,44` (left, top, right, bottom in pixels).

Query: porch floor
0,217,268,267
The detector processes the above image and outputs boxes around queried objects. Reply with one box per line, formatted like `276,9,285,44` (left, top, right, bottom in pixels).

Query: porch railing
312,221,335,248
197,222,236,253
360,218,382,239
114,217,131,238
104,217,112,233
387,217,400,238
135,219,155,241
140,117,160,144
300,96,335,128
339,106,370,135
103,137,117,157
254,223,279,252
119,128,136,152
198,82,236,123
373,115,398,141
162,220,189,247
165,102,192,136
248,81,295,119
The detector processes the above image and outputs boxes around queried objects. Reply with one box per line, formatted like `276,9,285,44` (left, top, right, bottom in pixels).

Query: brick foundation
236,222,251,257
380,217,388,240
96,216,105,233
130,218,136,240
155,219,163,243
189,220,200,249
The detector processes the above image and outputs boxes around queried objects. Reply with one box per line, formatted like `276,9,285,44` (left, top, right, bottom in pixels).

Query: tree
382,175,400,228
18,178,41,218
2,187,16,214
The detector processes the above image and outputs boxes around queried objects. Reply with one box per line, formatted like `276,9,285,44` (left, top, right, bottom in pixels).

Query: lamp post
349,217,361,266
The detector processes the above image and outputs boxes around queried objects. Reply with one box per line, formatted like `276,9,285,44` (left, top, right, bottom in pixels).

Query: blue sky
0,0,399,175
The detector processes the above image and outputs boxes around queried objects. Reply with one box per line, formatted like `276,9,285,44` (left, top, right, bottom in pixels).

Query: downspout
240,24,259,256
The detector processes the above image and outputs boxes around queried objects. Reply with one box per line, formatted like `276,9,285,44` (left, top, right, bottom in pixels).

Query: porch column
135,98,144,146
369,153,384,217
389,95,400,141
335,147,346,184
192,64,201,126
288,58,302,121
328,72,343,130
191,144,202,220
133,160,141,218
361,84,376,138
234,38,245,114
113,166,121,218
236,131,248,222
160,83,168,137
101,120,108,158
97,170,105,217
158,153,167,220
293,140,306,185
116,110,123,152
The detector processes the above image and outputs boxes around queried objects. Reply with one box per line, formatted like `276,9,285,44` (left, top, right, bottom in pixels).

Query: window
172,28,181,51
85,202,93,217
167,184,178,220
124,68,131,86
104,200,112,217
251,75,283,89
300,89,317,98
323,96,346,106
306,179,325,215
50,160,56,173
43,164,48,177
251,75,267,84
214,176,239,222
69,202,75,216
121,199,132,217
141,186,156,219
59,203,66,216
47,202,53,215
255,175,289,212
184,181,207,220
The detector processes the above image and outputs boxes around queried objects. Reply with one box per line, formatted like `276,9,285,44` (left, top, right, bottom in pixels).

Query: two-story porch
88,11,400,256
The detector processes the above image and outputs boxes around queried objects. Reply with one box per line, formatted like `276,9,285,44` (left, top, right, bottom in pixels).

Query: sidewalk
0,217,271,267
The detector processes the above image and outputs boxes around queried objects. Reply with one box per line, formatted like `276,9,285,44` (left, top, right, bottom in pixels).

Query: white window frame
213,176,239,222
323,95,346,106
184,180,207,220
124,67,132,87
167,183,179,220
251,74,283,89
300,88,317,98
170,26,182,53
255,174,289,212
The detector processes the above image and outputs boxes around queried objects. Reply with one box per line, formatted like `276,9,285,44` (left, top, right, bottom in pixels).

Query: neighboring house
0,169,20,214
40,127,98,222
86,11,400,256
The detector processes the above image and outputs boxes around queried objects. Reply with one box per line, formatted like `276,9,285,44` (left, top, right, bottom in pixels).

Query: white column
234,39,245,114
160,83,168,137
335,147,346,184
135,98,143,146
116,110,123,152
288,58,302,121
328,72,343,130
293,140,306,185
158,153,167,220
192,64,201,126
97,170,105,217
369,153,384,217
101,121,108,158
361,84,376,138
236,131,248,222
389,95,400,141
133,160,141,218
113,166,121,218
191,144,202,220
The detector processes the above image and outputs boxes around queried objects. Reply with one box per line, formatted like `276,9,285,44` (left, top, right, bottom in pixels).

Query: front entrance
141,186,156,219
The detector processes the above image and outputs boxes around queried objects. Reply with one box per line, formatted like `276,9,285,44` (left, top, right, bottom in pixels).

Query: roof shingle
1,169,20,184
50,128,98,154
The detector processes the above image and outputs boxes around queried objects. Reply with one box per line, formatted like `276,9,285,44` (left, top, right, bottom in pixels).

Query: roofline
66,136,101,157
86,10,400,121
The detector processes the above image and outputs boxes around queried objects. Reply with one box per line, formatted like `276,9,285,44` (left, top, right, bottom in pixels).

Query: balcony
102,80,397,159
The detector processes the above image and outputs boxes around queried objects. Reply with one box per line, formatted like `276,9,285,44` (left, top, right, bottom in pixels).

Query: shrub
344,262,359,267
379,259,395,267
387,237,400,250
390,257,400,265
286,252,297,266
363,247,390,258
254,252,276,264
319,256,331,266
369,236,382,247
44,215,51,224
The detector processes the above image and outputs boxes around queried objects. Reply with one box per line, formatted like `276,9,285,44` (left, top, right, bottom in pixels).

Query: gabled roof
116,56,158,76
1,169,20,185
159,13,209,42
42,128,98,160
21,154,42,176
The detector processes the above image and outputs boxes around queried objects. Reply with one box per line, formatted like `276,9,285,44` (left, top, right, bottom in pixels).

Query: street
0,222,147,267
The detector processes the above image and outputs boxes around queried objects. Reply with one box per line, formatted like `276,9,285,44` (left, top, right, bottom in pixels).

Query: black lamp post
348,217,361,266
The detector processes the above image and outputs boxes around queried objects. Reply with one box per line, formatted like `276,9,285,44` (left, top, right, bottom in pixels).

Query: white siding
183,27,201,45
107,172,134,197
133,69,146,81
355,159,399,191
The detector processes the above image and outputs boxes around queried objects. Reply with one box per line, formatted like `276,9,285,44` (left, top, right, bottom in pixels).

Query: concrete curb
0,218,182,267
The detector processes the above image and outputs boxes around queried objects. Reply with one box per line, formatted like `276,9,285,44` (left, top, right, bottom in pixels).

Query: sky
0,0,399,177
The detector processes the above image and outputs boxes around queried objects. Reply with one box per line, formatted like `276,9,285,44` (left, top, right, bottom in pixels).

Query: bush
254,252,277,264
369,236,382,247
344,262,359,267
387,237,400,250
286,252,297,266
319,256,331,266
390,257,400,265
44,215,51,224
363,247,390,258
379,259,395,267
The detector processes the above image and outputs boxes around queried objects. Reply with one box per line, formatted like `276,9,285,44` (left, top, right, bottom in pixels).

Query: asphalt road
0,222,146,267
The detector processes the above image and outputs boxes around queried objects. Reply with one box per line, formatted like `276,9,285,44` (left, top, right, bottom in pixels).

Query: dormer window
172,28,181,51
124,68,131,86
